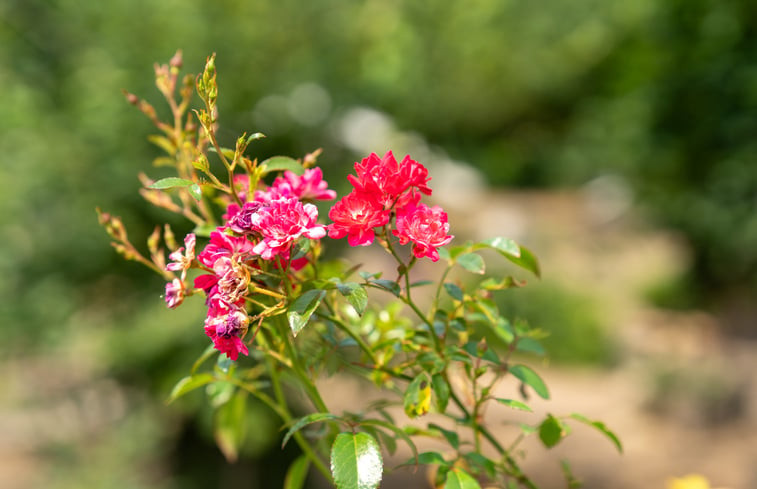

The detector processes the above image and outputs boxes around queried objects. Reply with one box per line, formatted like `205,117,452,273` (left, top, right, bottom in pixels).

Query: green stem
432,263,454,318
446,373,507,455
266,357,332,482
319,312,378,365
273,317,330,414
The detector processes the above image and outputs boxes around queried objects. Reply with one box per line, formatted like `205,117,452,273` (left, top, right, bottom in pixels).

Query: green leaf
495,398,533,412
444,468,482,489
516,337,545,356
214,391,247,462
538,414,566,448
437,247,451,262
374,429,397,456
504,245,541,277
287,289,326,336
336,282,368,315
404,372,432,418
369,278,401,297
410,280,433,288
479,276,525,290
412,451,447,465
147,177,201,201
509,364,549,400
282,412,340,448
284,455,310,489
456,253,485,274
518,423,538,435
478,236,520,256
246,132,266,143
444,282,464,301
475,237,540,277
569,414,623,453
360,419,418,463
167,373,215,403
463,453,497,479
431,373,450,412
428,423,459,449
191,344,219,375
448,245,468,260
192,222,216,238
260,156,304,175
330,432,383,489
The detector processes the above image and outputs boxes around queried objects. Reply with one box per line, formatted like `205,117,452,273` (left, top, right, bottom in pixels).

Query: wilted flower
204,306,250,360
165,278,185,308
226,201,264,235
166,233,196,276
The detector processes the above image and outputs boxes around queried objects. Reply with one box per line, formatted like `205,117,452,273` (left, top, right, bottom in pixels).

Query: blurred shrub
494,282,615,366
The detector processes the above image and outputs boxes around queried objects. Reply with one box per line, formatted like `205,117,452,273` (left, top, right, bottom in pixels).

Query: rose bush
99,52,620,489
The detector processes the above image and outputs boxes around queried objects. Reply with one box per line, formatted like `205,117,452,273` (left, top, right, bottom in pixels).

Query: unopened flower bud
147,226,161,255
169,50,183,69
122,90,139,106
163,224,178,251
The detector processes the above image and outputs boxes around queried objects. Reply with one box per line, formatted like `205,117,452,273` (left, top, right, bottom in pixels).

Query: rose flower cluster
329,151,453,261
164,152,453,360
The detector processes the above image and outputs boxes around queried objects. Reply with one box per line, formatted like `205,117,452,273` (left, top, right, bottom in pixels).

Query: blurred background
1,0,756,488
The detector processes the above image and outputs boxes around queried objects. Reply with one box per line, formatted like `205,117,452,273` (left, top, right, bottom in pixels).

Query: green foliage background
1,0,755,487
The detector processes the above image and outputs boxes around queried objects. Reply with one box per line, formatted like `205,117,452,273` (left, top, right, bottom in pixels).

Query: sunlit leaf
509,364,550,399
479,276,525,290
330,432,383,489
477,236,520,256
246,132,266,143
287,289,326,336
147,177,201,201
516,337,545,356
569,413,623,453
192,222,216,238
494,398,533,412
504,245,541,277
336,282,368,315
260,156,304,175
457,253,485,274
167,373,215,403
539,414,566,448
402,451,447,466
444,467,482,489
